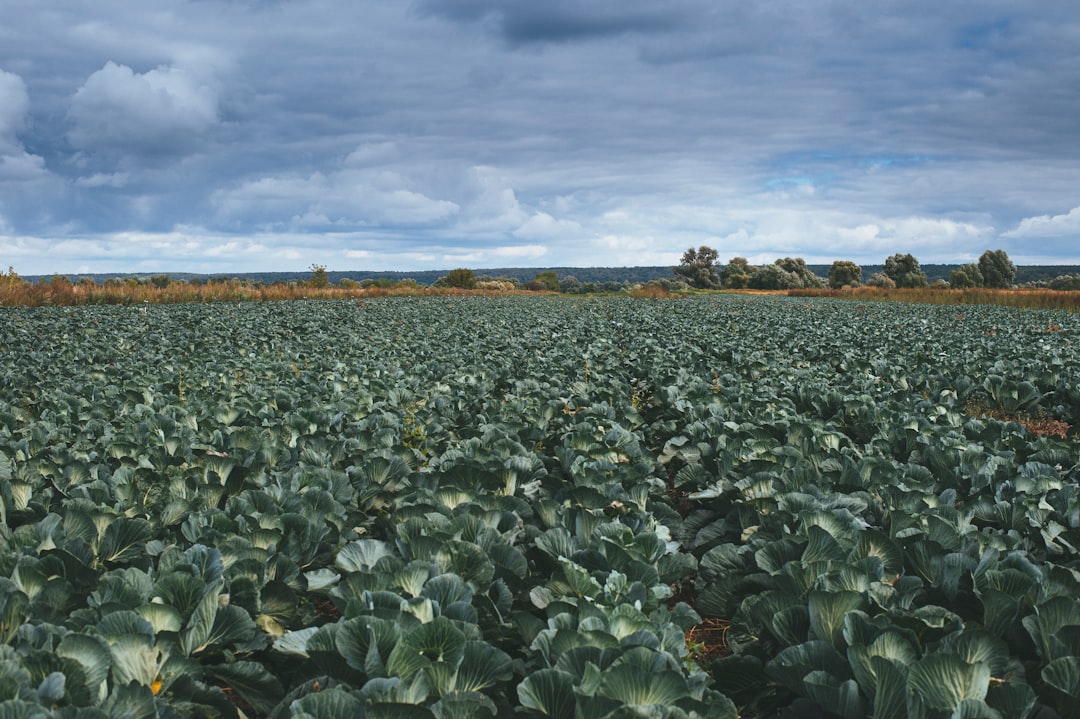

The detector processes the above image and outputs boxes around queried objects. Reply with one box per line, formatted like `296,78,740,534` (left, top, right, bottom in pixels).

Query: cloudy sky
2,1,1079,274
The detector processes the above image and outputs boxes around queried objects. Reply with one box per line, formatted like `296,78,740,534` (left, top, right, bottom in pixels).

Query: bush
435,268,477,289
1049,274,1080,291
828,260,862,289
476,280,515,291
360,278,395,289
866,272,896,289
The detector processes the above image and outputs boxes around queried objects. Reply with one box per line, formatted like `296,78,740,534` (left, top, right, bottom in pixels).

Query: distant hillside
26,263,1080,286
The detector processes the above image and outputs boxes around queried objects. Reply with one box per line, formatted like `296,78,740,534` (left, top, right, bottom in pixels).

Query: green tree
775,257,825,288
748,263,802,290
0,266,23,285
435,268,476,289
674,246,721,289
720,257,755,289
978,249,1016,288
307,263,330,289
828,260,862,289
883,253,928,288
534,270,559,291
949,264,983,288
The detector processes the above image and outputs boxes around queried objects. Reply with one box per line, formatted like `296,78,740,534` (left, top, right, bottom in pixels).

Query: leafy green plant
0,295,1077,717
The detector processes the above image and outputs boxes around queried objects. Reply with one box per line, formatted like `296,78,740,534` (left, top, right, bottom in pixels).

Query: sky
1,1,1080,275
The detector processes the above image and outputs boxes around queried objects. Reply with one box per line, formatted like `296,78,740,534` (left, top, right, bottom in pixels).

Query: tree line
15,247,1080,304
674,248,1018,290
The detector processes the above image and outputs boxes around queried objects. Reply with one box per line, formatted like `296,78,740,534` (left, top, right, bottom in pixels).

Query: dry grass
0,275,540,307
685,618,732,665
1019,418,1072,439
964,400,1072,438
629,284,674,299
788,286,1080,311
5,271,1077,310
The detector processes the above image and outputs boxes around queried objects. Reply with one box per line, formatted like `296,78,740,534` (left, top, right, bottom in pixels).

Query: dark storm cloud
1,0,1080,272
413,0,683,45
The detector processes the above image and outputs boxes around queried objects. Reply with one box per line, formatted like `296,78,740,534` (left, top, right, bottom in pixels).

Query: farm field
1,295,1079,718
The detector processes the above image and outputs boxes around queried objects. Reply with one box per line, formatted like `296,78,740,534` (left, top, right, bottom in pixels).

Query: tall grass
3,271,1077,310
0,274,532,307
788,286,1080,311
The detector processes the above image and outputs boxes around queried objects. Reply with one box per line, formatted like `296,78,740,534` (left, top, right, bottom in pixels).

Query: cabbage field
1,295,1079,718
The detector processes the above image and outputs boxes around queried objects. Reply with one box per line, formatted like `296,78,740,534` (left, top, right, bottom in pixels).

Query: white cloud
435,243,549,265
1,229,347,274
74,172,129,188
0,70,49,182
344,142,399,166
0,235,41,260
703,207,994,263
215,161,584,241
454,167,529,234
584,193,998,265
879,217,986,244
440,251,484,264
836,224,880,242
597,234,655,252
513,211,581,240
0,70,29,141
1004,206,1080,238
69,62,220,155
0,152,47,181
50,239,109,256
490,244,548,259
579,235,682,267
214,168,460,228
